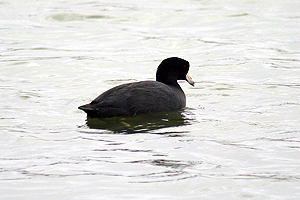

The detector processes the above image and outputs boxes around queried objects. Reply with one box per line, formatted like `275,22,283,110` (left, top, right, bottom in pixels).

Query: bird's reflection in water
85,109,194,133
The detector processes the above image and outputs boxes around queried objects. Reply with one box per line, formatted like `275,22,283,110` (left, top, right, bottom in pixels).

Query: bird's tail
78,104,99,118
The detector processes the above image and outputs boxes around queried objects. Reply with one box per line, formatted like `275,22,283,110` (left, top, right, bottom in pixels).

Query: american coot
78,57,194,118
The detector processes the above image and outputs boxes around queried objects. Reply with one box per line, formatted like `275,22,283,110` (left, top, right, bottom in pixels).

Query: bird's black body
78,57,194,118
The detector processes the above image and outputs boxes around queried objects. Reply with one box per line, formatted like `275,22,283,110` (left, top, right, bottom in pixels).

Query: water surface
1,0,300,199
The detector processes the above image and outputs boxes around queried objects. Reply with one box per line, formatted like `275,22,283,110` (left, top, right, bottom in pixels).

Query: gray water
1,0,300,199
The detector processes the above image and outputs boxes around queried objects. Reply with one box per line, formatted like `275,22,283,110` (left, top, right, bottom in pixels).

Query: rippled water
1,0,300,199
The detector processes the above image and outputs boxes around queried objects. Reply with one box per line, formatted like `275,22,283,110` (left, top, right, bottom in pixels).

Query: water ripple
45,13,110,22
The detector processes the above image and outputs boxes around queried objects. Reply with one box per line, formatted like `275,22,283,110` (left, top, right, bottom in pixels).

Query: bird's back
78,81,186,118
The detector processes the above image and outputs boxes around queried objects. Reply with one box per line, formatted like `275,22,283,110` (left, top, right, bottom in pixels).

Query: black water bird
78,57,194,118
